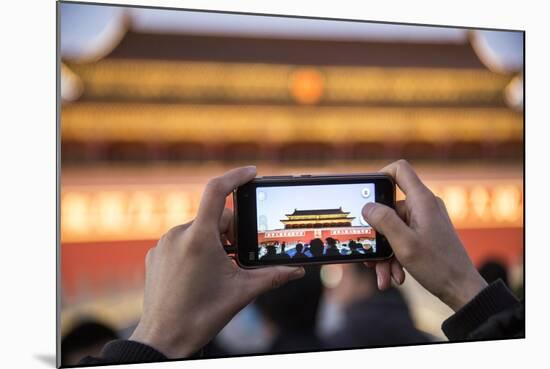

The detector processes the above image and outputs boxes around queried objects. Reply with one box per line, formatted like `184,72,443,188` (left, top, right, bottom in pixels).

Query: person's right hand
362,160,488,312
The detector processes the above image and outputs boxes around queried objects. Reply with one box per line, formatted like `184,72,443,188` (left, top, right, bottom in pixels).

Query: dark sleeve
442,279,524,341
79,339,167,366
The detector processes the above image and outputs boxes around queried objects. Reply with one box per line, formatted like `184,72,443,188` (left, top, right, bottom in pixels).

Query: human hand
363,160,487,311
129,166,305,358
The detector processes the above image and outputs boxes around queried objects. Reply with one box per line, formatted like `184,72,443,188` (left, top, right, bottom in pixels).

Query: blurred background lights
290,68,324,105
470,186,491,220
60,63,83,102
62,192,90,234
441,186,468,221
127,192,160,234
505,75,524,111
492,185,521,222
163,192,193,227
96,191,128,234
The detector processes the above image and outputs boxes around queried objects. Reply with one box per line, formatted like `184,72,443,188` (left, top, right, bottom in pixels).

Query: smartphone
234,173,395,268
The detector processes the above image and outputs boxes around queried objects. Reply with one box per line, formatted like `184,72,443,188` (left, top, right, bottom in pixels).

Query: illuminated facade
62,30,522,163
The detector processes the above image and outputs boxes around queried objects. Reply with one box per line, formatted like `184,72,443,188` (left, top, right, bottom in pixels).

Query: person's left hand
129,166,305,358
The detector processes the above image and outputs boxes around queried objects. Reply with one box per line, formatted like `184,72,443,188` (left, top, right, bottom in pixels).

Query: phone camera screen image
255,183,376,261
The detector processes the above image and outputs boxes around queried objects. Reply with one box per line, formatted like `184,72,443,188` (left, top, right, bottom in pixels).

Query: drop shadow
34,353,57,367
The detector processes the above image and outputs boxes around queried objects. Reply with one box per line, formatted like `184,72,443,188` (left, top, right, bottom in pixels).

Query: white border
1,0,547,368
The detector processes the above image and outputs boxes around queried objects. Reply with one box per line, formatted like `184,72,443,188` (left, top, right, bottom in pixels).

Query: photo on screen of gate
256,183,377,261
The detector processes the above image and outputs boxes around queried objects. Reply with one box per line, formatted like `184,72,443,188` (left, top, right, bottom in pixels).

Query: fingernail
363,202,378,219
290,267,305,280
377,273,382,289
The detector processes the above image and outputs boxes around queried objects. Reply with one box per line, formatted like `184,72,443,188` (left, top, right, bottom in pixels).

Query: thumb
362,202,415,253
245,266,305,294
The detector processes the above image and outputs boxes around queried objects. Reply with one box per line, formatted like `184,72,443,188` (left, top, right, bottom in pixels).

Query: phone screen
255,183,376,262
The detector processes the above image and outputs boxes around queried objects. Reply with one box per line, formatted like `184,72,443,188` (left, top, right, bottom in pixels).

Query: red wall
61,227,523,301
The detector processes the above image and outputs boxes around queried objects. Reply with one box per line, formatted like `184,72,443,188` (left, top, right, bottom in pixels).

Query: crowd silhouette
260,237,374,260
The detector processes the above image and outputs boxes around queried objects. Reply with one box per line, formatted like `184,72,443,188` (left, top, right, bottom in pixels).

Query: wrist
442,270,488,312
129,318,196,359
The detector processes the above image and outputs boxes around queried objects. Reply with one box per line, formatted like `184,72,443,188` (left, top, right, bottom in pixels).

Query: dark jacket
79,279,523,365
78,339,167,366
442,279,523,340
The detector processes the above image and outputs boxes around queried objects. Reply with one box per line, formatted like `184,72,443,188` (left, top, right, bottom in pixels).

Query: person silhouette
479,260,510,287
322,264,429,350
262,245,278,260
270,242,290,261
292,243,307,259
325,237,341,256
255,265,323,353
309,238,325,257
349,240,364,255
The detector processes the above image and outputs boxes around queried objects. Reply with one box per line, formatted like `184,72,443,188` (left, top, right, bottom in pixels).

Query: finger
362,202,415,251
380,159,432,198
245,266,305,294
375,261,392,290
391,258,405,285
395,200,408,223
145,246,155,268
219,208,235,244
196,166,256,228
